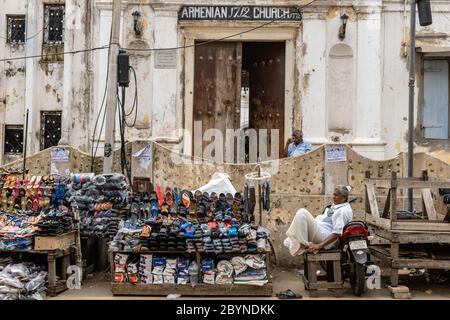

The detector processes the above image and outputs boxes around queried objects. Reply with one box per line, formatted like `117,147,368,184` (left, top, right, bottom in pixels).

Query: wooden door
246,42,285,159
193,42,242,161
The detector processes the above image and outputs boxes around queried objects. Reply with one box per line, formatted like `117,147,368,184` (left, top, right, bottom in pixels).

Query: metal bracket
104,143,112,157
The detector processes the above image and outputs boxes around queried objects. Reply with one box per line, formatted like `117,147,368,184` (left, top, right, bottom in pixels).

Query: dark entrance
193,41,285,162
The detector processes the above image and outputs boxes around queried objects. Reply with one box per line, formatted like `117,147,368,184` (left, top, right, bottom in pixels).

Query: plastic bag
188,261,199,287
0,275,24,289
194,172,237,195
9,264,30,279
25,273,47,292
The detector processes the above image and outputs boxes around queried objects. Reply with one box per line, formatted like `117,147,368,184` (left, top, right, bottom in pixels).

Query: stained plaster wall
381,0,450,163
0,0,76,165
2,0,450,167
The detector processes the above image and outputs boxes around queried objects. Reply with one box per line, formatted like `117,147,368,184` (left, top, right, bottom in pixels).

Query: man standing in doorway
285,130,312,157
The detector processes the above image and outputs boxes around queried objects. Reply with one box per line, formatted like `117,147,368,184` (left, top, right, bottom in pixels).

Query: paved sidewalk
49,267,450,300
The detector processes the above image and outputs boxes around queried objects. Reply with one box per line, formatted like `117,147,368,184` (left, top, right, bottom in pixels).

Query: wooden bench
303,250,343,297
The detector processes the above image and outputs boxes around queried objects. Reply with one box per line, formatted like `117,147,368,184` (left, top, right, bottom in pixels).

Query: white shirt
315,202,353,248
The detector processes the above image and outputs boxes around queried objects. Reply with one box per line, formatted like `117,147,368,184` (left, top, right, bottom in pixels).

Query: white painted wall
2,0,450,165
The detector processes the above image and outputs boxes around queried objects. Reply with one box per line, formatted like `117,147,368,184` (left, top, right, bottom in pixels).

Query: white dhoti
284,208,324,256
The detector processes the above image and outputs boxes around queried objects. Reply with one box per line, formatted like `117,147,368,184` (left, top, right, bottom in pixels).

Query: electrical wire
0,45,110,63
90,28,113,172
116,84,132,181
124,68,137,117
26,27,44,40
0,17,45,41
0,0,318,62
124,66,138,127
118,1,316,52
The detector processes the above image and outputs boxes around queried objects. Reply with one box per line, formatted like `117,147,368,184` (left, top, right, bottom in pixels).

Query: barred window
40,111,62,150
7,15,26,44
44,5,65,45
4,125,24,154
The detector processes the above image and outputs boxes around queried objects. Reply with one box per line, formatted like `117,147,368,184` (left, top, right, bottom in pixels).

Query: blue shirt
287,141,312,157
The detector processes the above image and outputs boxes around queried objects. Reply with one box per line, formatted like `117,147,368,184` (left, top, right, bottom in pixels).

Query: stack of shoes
213,239,223,254
34,208,74,236
149,232,159,251
222,238,232,253
256,227,270,252
107,190,270,256
109,217,143,251
67,174,129,240
246,229,258,252
158,227,168,251
193,228,204,252
202,236,213,253
167,226,178,251
230,237,240,252
186,239,196,253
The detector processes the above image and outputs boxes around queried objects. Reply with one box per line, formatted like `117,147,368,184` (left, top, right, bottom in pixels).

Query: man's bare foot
294,244,308,256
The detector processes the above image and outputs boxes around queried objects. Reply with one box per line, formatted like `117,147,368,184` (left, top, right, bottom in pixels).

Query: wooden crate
111,282,273,297
34,231,76,251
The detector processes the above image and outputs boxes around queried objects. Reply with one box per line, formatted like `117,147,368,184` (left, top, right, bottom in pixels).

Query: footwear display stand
245,168,271,226
0,173,81,297
109,248,273,297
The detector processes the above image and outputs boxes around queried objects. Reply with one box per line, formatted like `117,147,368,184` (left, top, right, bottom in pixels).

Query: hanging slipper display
156,185,164,208
181,189,191,209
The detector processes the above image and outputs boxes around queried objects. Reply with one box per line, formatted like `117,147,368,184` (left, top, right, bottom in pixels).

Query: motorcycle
339,220,371,296
319,199,371,296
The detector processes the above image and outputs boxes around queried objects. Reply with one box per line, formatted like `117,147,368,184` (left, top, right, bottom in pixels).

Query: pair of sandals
140,225,152,238
94,202,113,211
1,175,20,189
25,176,42,189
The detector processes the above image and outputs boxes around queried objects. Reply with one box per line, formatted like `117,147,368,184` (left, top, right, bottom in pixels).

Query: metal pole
22,109,29,180
408,0,417,212
103,0,122,173
258,164,262,225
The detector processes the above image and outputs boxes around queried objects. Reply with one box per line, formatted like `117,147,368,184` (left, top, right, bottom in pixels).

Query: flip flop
27,176,36,189
150,199,159,217
226,193,234,207
276,289,302,299
173,187,180,205
156,186,164,208
165,187,174,207
181,190,191,208
33,176,42,189
150,191,158,201
161,203,169,216
178,204,187,217
194,190,203,204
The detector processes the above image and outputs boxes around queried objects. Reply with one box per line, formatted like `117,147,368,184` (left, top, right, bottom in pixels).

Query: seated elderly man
284,185,353,255
285,130,312,157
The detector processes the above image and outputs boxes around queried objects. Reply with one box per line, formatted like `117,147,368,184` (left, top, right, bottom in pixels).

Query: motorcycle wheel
350,263,366,296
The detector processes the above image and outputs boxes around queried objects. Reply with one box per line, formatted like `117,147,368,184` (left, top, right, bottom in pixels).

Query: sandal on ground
276,289,302,299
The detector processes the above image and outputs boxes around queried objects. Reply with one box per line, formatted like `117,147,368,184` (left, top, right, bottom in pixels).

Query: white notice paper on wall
325,146,347,162
51,147,70,162
154,50,177,69
132,144,152,169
